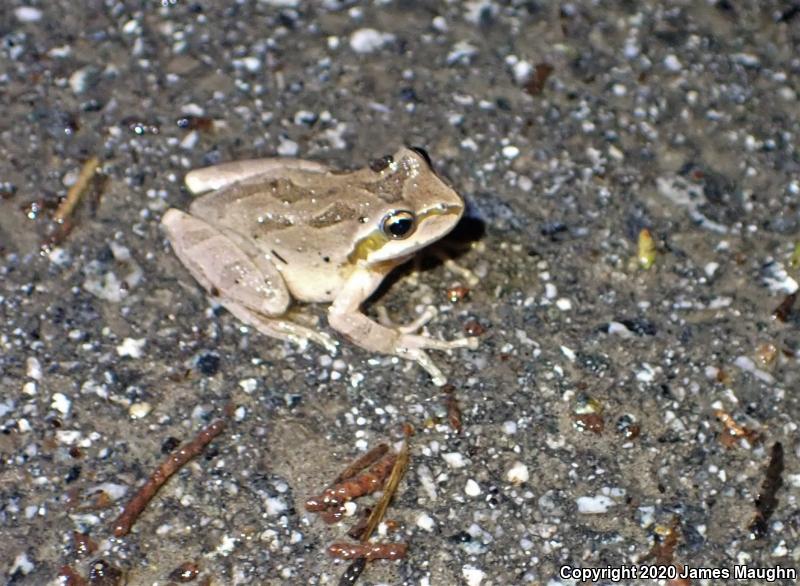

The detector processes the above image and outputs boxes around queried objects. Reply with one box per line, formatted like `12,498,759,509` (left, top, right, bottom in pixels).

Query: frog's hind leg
222,301,338,355
162,209,290,316
185,159,329,194
162,209,337,354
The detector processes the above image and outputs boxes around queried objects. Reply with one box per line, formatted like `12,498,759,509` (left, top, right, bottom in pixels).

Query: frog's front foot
396,332,479,386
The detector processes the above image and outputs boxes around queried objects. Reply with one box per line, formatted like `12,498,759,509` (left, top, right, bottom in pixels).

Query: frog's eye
381,210,416,239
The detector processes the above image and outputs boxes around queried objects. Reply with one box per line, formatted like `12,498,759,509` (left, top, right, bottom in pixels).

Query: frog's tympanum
161,147,478,385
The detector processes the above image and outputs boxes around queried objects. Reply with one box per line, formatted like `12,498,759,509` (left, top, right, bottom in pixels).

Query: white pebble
92,482,128,501
277,137,299,157
502,420,517,434
442,452,467,468
636,362,656,382
464,479,481,496
416,512,435,531
663,54,682,72
607,321,632,337
117,337,146,358
242,56,261,72
462,565,486,586
265,497,287,516
9,552,34,576
512,61,532,85
15,7,43,22
129,402,152,419
771,540,788,557
51,393,72,415
293,110,316,125
56,430,82,445
258,0,300,6
69,67,91,94
26,357,43,380
432,15,448,32
506,461,529,485
349,28,394,54
22,382,37,396
179,130,199,150
501,145,520,159
560,345,576,361
239,378,258,393
576,494,615,513
555,297,572,311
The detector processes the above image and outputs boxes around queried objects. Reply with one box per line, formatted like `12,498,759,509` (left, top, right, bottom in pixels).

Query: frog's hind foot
375,306,438,334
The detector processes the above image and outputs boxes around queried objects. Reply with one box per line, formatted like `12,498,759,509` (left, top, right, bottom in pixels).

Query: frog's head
350,147,465,267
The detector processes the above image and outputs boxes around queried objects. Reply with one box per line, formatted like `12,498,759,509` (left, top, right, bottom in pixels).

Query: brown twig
54,157,100,224
306,452,397,510
333,443,389,485
338,558,366,586
111,419,225,537
328,542,407,561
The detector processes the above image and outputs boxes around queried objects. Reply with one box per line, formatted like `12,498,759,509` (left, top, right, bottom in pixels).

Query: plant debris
328,542,407,561
771,292,796,322
305,451,396,510
442,384,463,433
525,62,554,96
306,438,410,585
111,419,225,537
714,409,759,448
637,228,657,269
749,442,784,539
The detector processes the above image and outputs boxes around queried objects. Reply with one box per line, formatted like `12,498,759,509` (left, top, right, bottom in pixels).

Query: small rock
117,338,146,359
14,6,42,22
129,402,152,419
349,29,394,54
51,393,71,415
464,479,481,496
506,461,529,485
576,494,615,513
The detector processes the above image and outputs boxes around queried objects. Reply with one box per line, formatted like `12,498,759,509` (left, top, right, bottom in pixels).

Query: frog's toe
377,306,438,334
312,332,338,355
399,347,446,386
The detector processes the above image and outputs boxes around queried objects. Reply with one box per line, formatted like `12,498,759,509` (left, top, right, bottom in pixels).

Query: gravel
2,1,799,585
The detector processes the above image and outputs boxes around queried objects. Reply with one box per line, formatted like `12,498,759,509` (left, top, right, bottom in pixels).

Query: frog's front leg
328,269,478,386
162,209,337,354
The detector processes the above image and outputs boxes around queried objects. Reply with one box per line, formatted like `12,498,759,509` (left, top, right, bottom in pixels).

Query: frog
161,146,479,385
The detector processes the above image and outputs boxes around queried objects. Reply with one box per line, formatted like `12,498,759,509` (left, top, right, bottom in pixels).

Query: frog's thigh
222,301,338,355
162,209,290,315
185,159,329,194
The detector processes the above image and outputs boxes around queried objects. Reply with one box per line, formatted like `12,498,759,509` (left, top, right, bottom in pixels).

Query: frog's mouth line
347,204,462,264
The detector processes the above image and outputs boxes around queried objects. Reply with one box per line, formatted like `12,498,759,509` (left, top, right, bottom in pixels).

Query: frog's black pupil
389,218,412,237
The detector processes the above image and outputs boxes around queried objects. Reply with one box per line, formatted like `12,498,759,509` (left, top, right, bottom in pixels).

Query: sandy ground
1,1,799,585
